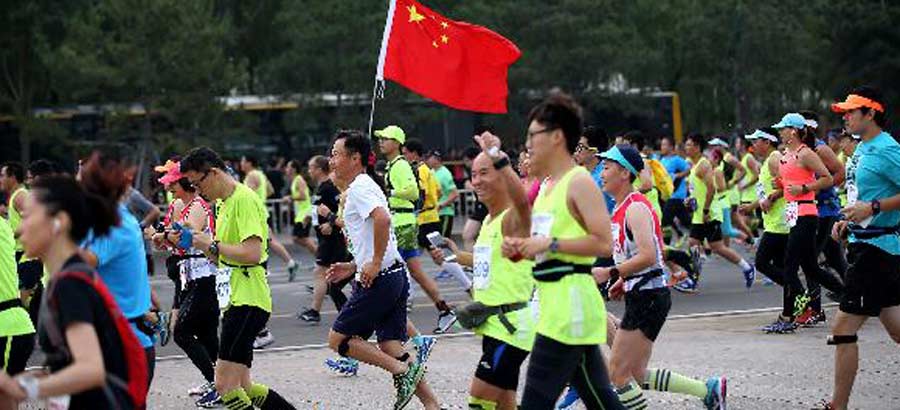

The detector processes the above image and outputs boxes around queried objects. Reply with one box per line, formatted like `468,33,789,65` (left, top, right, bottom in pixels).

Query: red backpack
42,263,149,410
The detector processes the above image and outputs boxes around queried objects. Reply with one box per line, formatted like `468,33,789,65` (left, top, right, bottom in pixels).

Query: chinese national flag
377,0,521,114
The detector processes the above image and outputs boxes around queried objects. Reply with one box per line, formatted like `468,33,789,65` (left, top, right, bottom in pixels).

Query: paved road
151,235,793,359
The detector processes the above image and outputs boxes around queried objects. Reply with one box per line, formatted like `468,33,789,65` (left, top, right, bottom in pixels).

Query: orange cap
831,94,884,113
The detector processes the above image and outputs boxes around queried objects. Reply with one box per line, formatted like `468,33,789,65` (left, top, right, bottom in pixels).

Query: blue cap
772,113,806,130
600,144,644,176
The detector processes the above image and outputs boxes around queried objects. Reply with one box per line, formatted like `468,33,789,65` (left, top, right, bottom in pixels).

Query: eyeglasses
189,171,210,188
575,143,598,154
526,127,557,139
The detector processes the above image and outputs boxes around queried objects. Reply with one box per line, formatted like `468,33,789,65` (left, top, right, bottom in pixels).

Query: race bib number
472,245,492,290
531,213,554,237
216,268,231,309
785,201,799,228
756,181,767,202
46,395,71,410
846,182,858,206
310,207,319,226
610,223,624,263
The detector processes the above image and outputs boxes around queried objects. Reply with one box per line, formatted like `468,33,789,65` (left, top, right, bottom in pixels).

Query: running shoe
433,310,457,334
287,260,299,282
556,386,581,409
188,381,215,397
811,400,835,410
412,335,436,365
253,329,275,349
156,311,171,347
673,277,699,294
667,270,688,287
703,376,727,410
195,387,222,408
742,265,756,289
298,308,321,324
761,276,775,286
762,317,798,334
793,293,812,318
795,308,826,327
393,360,426,410
324,357,359,377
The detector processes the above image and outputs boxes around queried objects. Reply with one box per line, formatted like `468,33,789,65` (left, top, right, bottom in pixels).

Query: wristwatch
548,237,560,253
209,240,220,257
872,199,882,215
609,266,621,279
492,156,510,170
16,375,40,400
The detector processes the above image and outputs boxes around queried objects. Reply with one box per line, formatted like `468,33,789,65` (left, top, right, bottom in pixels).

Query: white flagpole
369,0,398,138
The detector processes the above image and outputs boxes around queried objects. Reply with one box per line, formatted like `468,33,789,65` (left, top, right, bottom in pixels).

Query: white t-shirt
342,174,402,279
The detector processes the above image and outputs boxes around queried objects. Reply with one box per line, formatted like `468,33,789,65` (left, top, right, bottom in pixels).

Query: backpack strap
47,264,149,409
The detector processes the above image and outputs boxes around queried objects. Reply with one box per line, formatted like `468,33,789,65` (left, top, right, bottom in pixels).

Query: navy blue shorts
332,263,410,342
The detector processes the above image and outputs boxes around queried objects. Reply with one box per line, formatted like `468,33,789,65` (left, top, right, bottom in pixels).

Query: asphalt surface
150,233,789,359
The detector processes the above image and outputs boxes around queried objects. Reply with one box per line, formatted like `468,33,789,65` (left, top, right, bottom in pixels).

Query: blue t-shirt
84,205,153,347
660,154,690,199
815,140,842,218
847,131,900,255
591,163,616,212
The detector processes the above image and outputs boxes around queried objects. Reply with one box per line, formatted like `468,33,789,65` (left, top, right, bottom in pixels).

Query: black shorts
1,334,35,375
620,287,671,342
315,239,352,267
840,243,900,317
690,222,723,243
470,201,488,223
417,222,442,250
219,305,270,367
439,215,454,238
332,263,410,342
292,221,311,238
474,336,530,391
17,259,42,291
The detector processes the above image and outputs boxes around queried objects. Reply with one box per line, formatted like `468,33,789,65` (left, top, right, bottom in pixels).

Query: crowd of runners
0,86,898,410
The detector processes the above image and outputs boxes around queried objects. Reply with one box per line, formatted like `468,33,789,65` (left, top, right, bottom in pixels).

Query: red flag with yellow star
376,0,521,114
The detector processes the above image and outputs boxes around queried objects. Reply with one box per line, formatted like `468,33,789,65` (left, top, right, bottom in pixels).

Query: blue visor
600,145,640,176
772,113,806,129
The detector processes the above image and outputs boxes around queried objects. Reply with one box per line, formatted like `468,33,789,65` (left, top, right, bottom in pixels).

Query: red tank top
779,146,818,217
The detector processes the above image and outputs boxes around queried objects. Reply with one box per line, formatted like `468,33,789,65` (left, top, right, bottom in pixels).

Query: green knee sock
615,380,648,410
222,388,253,410
246,383,269,408
468,396,498,410
642,368,707,398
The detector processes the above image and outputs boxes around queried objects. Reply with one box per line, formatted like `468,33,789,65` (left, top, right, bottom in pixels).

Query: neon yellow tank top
244,170,269,201
739,153,756,203
689,158,723,224
291,175,311,223
632,178,662,219
0,217,35,337
531,166,607,345
472,209,536,351
7,187,26,252
759,152,789,234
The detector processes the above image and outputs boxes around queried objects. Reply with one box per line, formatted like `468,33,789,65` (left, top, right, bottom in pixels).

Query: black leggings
755,232,788,287
173,276,220,382
328,275,353,311
783,216,844,318
521,335,624,410
803,216,849,311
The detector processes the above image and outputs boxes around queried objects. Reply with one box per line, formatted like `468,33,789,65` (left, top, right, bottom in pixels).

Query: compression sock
247,383,296,410
443,261,472,291
642,368,707,398
615,380,648,410
222,388,253,410
468,396,498,410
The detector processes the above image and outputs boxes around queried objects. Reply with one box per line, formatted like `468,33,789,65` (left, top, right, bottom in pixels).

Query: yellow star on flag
407,5,425,23
432,40,439,48
441,34,449,44
441,21,449,29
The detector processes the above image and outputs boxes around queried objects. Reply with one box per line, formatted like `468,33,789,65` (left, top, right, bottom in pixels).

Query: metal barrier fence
158,189,479,234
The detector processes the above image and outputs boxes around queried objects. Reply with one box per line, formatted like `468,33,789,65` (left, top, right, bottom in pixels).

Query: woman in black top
0,158,147,409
